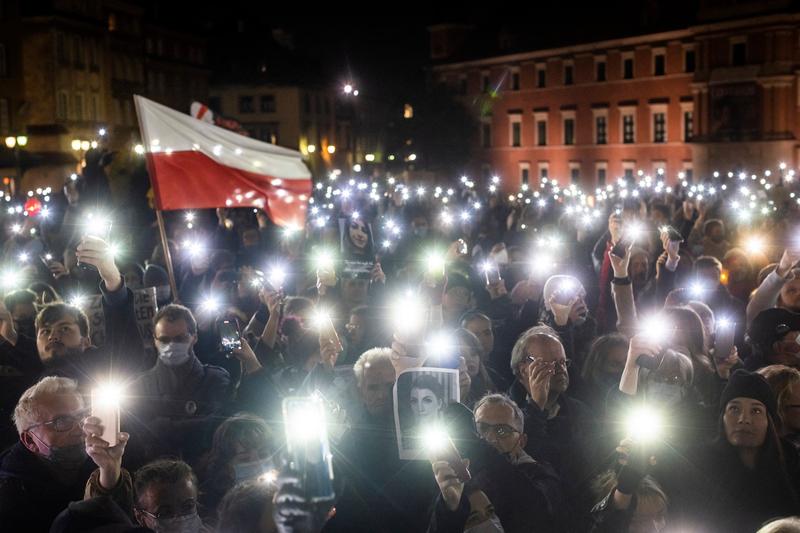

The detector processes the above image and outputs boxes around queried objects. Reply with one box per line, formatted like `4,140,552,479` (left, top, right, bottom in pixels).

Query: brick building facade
431,9,800,191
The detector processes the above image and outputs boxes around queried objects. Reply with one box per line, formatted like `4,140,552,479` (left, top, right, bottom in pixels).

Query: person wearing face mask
195,414,276,523
0,377,130,531
758,364,800,451
578,333,630,412
128,304,234,463
133,459,208,533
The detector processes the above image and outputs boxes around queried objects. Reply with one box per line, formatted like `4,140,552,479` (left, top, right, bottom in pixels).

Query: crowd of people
4,150,800,532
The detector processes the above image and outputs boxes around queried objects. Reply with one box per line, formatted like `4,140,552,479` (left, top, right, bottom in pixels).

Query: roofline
432,11,800,71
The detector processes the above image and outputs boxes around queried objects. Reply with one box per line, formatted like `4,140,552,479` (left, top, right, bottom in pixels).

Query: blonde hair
757,517,800,533
353,347,394,386
12,376,82,434
758,365,800,433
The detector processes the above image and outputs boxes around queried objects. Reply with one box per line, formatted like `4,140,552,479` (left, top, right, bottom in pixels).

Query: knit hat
719,369,778,420
746,307,800,355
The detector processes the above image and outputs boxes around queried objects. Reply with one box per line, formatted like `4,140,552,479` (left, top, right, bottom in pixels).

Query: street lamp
5,134,28,195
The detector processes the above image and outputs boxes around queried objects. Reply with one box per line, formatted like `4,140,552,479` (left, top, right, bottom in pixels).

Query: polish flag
134,95,311,227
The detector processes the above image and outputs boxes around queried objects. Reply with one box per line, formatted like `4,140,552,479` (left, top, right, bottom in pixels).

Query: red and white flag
135,95,311,227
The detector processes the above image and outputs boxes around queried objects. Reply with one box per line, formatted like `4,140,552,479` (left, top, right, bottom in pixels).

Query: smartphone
78,217,112,271
457,239,468,256
659,225,684,243
219,320,242,357
714,320,736,362
91,388,120,447
483,263,502,285
282,397,335,502
431,435,471,483
611,237,632,259
39,252,55,268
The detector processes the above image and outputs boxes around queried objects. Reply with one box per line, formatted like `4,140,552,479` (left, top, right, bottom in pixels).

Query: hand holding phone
219,319,242,357
714,319,736,362
91,385,122,446
282,397,336,502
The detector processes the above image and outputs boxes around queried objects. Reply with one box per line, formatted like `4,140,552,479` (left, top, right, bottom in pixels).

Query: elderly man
508,325,598,529
0,376,129,531
326,348,440,533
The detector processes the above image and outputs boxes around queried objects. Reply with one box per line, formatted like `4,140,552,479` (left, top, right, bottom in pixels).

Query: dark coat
0,442,95,532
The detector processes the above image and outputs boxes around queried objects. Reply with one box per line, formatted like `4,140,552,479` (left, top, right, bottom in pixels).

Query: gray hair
510,324,563,375
353,347,394,386
474,393,524,433
757,517,800,533
13,376,83,434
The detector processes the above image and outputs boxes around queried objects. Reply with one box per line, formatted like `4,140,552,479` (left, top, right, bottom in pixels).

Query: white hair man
0,376,129,530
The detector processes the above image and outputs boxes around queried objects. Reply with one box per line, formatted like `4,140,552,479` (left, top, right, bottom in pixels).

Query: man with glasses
463,392,567,532
133,459,204,532
508,325,597,530
0,376,129,530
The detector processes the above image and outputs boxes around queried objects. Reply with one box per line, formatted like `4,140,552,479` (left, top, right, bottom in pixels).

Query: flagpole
156,209,180,304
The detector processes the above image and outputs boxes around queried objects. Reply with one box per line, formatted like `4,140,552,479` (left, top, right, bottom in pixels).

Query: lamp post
5,134,28,195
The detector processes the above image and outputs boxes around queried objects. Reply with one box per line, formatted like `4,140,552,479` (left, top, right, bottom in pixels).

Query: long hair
581,333,629,387
663,306,716,403
715,407,800,508
454,328,495,403
196,414,274,489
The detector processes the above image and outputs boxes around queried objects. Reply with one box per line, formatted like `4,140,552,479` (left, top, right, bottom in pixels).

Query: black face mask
15,318,35,339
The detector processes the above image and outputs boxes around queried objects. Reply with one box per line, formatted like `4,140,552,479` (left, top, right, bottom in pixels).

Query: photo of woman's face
349,219,369,249
410,387,441,424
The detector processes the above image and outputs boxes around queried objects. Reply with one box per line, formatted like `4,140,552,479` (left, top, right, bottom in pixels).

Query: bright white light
185,212,195,222
640,314,671,343
267,266,287,289
390,291,427,334
133,144,145,155
626,406,663,443
717,316,733,330
18,253,29,263
314,249,335,271
98,128,107,137
690,282,706,298
201,296,220,313
744,235,766,254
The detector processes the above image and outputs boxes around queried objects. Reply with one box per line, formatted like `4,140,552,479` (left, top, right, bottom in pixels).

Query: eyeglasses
136,500,197,521
26,407,90,433
525,355,571,369
476,422,519,438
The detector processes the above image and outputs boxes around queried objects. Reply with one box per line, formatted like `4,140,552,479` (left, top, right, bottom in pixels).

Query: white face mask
489,248,509,266
157,341,192,366
154,511,202,533
465,515,505,533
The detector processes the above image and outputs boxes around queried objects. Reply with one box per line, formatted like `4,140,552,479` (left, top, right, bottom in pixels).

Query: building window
564,118,575,145
683,110,694,141
511,121,521,147
90,94,99,121
653,112,666,142
0,98,9,134
624,167,634,179
482,72,490,92
570,164,580,183
685,167,694,181
74,37,84,68
511,71,520,91
73,93,84,121
238,96,254,113
57,33,69,64
622,114,635,143
623,57,634,79
482,123,491,148
564,64,574,85
597,166,607,185
595,116,607,144
403,103,414,119
596,61,606,82
654,53,665,76
260,95,275,113
732,40,747,66
108,13,117,32
684,49,695,72
57,91,68,120
539,164,549,179
537,67,546,88
520,163,530,184
536,120,547,146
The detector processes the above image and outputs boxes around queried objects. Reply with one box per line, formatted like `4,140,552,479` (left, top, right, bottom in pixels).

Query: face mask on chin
233,458,273,484
30,431,87,472
464,515,505,533
153,511,202,533
157,341,192,367
646,381,686,406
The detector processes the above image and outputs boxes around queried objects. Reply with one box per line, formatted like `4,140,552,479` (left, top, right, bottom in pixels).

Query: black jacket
0,442,96,532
